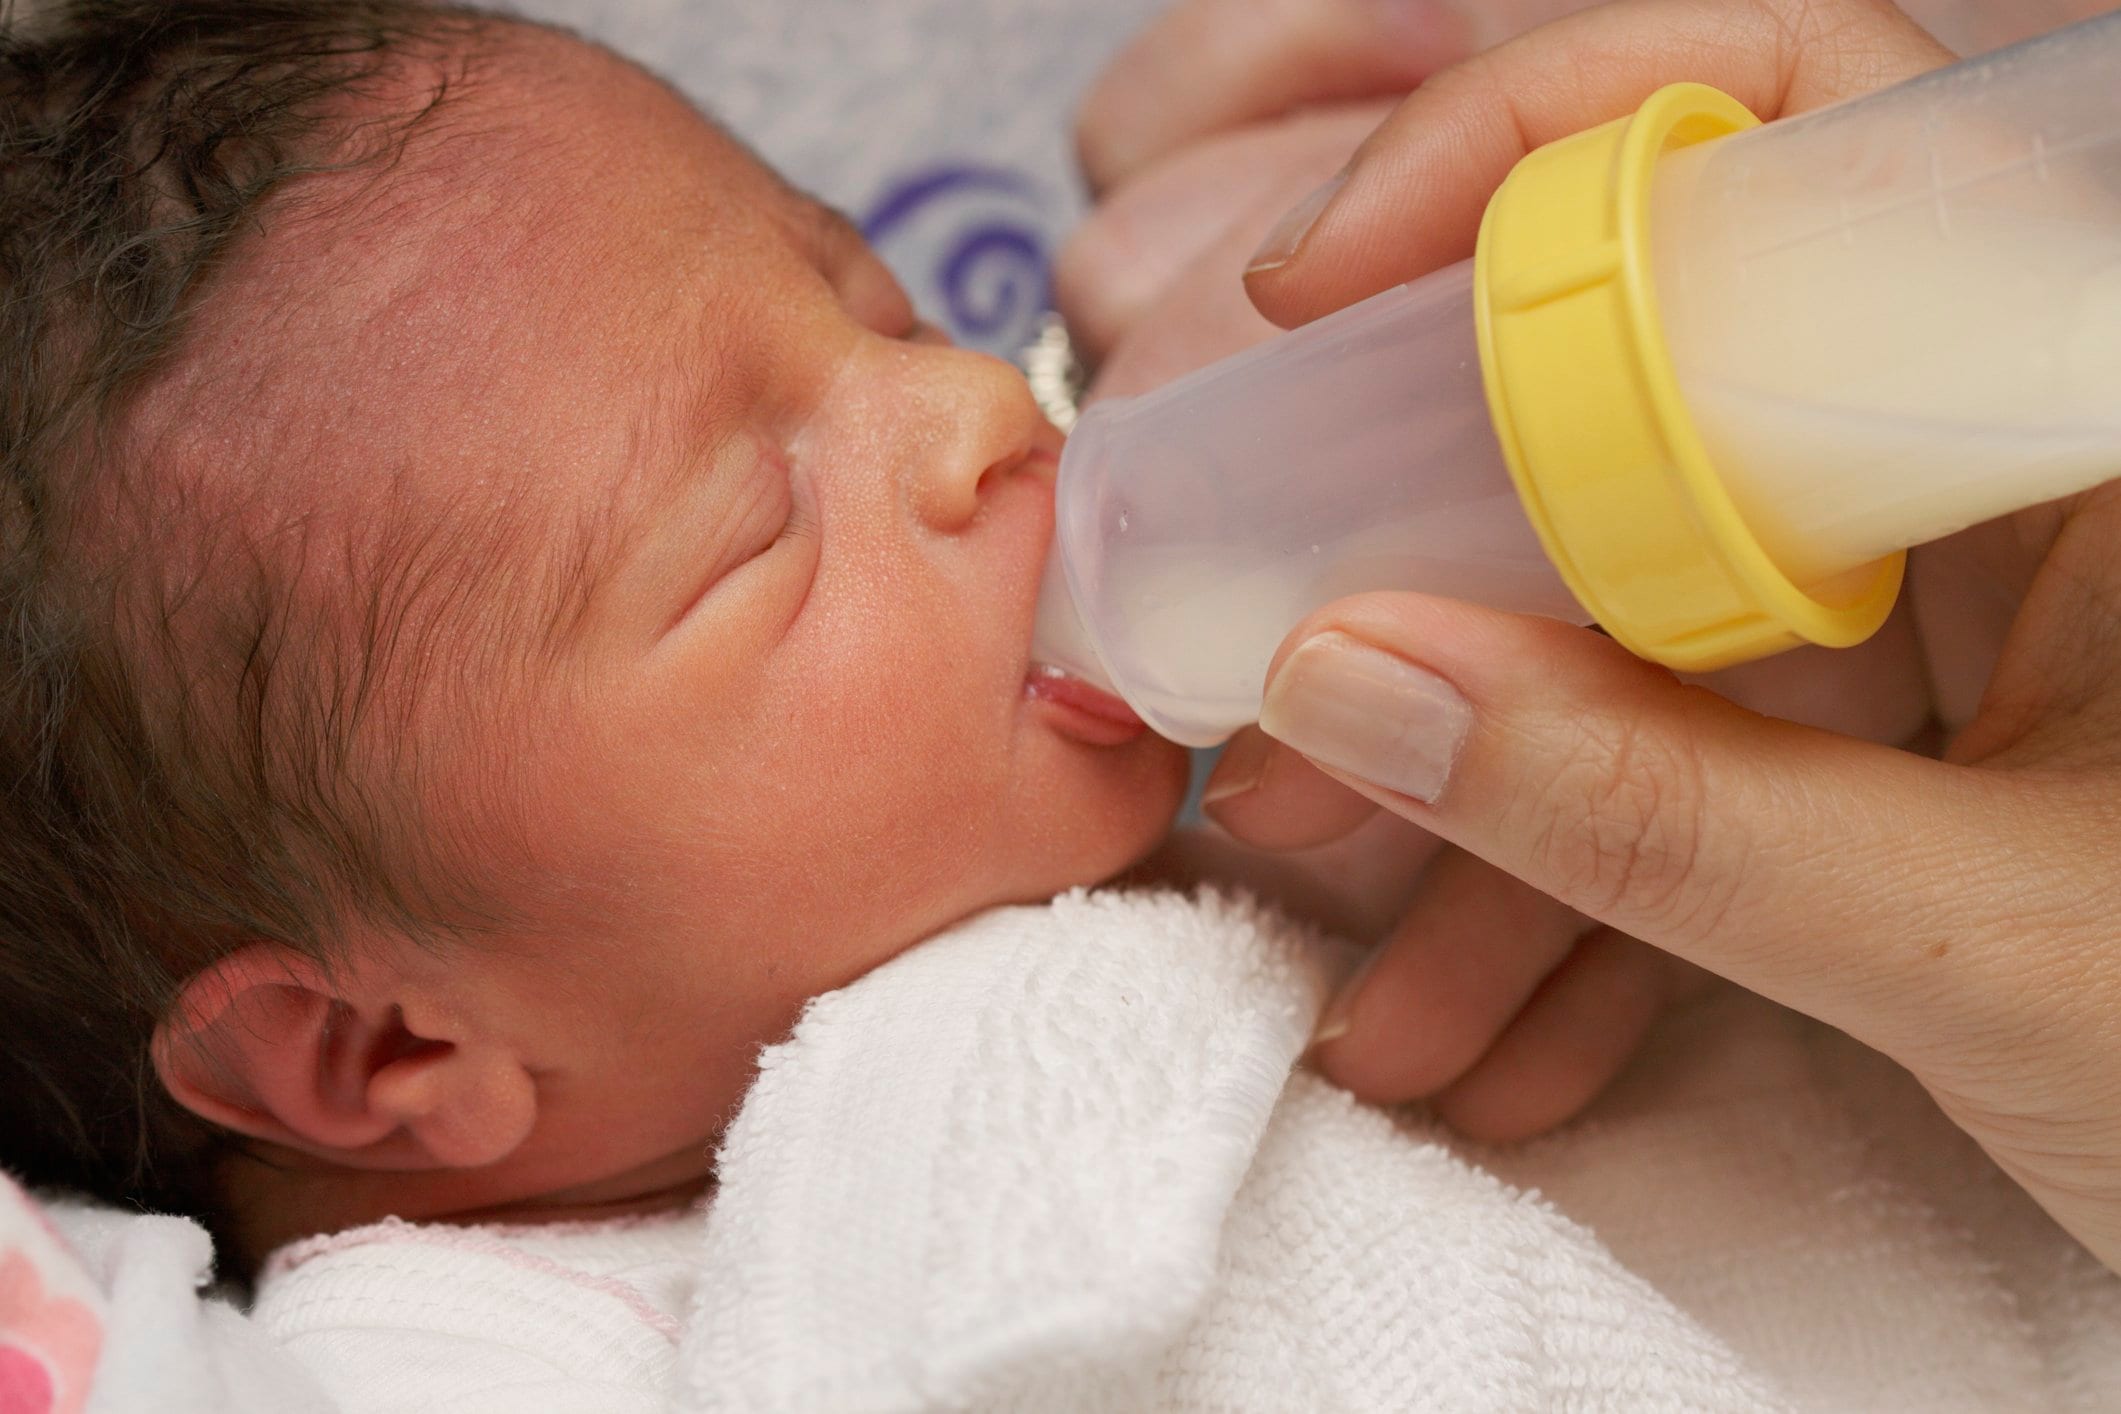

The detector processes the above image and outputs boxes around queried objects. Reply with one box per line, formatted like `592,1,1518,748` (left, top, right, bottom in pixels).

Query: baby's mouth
1026,505,1144,744
1024,665,1146,746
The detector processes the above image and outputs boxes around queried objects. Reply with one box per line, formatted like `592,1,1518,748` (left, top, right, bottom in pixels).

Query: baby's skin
141,24,1188,1260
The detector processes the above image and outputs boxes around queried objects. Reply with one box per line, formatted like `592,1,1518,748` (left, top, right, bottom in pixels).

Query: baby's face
160,30,1187,1221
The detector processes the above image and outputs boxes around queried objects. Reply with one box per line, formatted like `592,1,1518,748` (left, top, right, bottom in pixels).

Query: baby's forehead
326,28,793,337
145,25,795,562
118,24,813,725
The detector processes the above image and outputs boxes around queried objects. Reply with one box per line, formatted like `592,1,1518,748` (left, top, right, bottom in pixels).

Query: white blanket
31,887,2121,1410
676,887,2121,1412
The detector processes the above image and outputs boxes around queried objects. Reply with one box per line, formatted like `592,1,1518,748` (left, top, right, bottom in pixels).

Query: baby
14,3,2121,1410
1,0,1194,1266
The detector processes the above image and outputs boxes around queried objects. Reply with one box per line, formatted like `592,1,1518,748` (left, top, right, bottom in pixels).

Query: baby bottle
1033,14,2121,747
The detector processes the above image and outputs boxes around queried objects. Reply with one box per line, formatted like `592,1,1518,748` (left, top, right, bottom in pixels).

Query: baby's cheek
1017,731,1190,892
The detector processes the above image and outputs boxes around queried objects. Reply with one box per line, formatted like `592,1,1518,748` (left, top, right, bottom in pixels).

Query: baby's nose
900,344,1048,532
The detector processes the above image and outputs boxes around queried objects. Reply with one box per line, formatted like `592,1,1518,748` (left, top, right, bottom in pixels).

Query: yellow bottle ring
1473,82,1905,673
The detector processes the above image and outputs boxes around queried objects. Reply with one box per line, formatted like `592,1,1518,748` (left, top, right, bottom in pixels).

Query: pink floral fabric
0,1176,102,1414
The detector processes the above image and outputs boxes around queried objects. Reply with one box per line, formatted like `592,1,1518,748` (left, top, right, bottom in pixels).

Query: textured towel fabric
242,888,2121,1412
678,888,1777,1414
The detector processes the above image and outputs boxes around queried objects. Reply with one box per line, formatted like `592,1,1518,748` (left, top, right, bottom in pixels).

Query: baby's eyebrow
522,492,617,655
350,466,612,694
519,430,674,658
519,288,761,658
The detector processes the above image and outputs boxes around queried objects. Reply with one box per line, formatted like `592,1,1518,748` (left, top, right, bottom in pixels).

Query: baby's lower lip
1024,665,1146,746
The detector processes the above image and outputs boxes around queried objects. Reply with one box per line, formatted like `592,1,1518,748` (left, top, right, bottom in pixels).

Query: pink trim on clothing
463,1206,708,1241
264,1216,684,1341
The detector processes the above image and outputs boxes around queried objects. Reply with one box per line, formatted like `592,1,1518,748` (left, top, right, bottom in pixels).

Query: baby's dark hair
0,0,495,1239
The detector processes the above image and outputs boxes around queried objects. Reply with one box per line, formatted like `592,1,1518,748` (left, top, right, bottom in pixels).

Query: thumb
1257,593,2043,1067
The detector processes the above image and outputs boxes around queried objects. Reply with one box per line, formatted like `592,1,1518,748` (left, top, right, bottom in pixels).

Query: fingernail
1309,947,1381,1050
1308,1011,1353,1049
1200,732,1271,809
1260,631,1471,804
1245,171,1346,276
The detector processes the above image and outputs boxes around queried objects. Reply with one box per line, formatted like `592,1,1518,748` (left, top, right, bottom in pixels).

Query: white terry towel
681,887,2121,1412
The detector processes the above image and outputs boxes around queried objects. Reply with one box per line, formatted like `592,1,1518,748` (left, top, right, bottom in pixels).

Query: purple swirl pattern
862,164,1055,355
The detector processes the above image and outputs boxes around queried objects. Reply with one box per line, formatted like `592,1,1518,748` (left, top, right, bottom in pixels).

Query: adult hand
1061,1,1589,395
1206,0,2121,1274
1060,0,1605,396
1061,0,2112,396
1056,100,1393,398
1066,0,1942,1140
1074,0,2105,196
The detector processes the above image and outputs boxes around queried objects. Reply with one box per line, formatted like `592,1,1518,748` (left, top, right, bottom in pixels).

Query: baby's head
0,0,1186,1262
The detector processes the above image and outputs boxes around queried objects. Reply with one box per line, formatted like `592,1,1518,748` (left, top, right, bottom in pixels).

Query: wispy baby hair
0,0,488,1245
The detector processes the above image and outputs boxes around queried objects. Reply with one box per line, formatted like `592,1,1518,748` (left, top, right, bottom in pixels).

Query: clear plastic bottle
1032,261,1579,746
1035,14,2121,747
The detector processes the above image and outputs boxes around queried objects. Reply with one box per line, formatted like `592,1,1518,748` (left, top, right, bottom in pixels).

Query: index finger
1077,0,1474,193
1202,726,1380,850
1244,0,1953,325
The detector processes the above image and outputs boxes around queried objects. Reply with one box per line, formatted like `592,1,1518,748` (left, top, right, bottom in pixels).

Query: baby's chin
1018,726,1192,899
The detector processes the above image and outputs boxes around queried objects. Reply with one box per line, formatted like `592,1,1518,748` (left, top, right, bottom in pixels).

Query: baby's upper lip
1023,441,1062,482
1028,414,1067,469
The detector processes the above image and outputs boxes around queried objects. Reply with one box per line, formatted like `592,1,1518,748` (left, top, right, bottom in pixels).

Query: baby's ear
151,943,537,1171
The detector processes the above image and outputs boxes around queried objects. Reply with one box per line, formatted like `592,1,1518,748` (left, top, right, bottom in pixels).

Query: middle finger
1310,847,1588,1101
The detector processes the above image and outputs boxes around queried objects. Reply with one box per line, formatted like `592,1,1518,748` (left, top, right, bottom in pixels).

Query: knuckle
1525,710,1731,942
